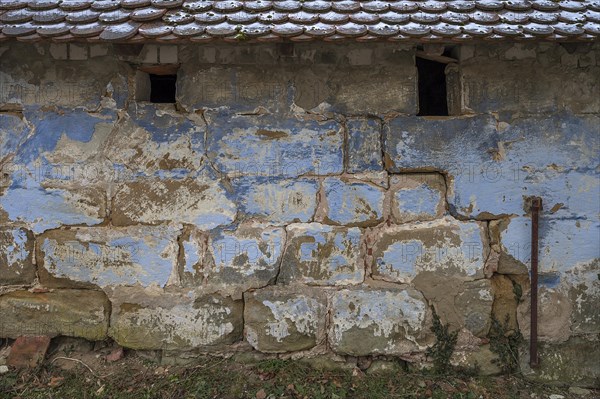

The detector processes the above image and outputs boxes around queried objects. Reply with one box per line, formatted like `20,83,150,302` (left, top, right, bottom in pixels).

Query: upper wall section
1,42,599,116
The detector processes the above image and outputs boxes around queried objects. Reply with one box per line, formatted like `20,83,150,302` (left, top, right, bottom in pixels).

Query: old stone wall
0,41,598,385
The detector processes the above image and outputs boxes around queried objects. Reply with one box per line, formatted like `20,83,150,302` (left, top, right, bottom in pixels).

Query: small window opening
416,57,448,116
149,74,177,103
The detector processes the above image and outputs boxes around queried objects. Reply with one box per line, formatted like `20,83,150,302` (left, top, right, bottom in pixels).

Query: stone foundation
0,41,598,385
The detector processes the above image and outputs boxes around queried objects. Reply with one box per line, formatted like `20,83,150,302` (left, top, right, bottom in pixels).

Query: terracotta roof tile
0,0,596,43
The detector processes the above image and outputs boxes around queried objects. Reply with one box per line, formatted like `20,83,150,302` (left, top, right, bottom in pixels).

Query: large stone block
279,223,364,286
232,177,319,224
37,225,181,288
383,114,498,174
182,223,285,296
178,65,291,113
325,62,417,115
413,274,493,337
390,174,446,223
108,287,243,350
346,118,383,173
0,290,109,340
520,337,600,388
517,262,598,341
0,113,31,159
102,103,205,176
0,177,107,234
244,286,327,353
206,112,343,178
329,287,432,356
383,114,599,219
111,176,236,229
0,228,35,285
371,218,487,284
322,177,385,227
0,108,116,233
462,57,600,113
499,217,599,275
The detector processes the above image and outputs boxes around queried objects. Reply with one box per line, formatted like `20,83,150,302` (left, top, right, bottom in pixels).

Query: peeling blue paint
324,178,384,225
232,177,319,224
501,217,600,273
16,107,116,164
207,112,343,178
395,184,440,217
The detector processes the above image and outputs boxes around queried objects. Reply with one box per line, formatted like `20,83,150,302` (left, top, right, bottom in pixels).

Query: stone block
0,228,35,285
0,109,118,233
140,44,158,63
37,225,181,288
278,223,364,286
0,290,109,340
383,114,599,219
390,174,446,223
109,287,243,350
371,218,487,284
347,118,383,173
102,104,204,176
244,286,327,353
111,177,236,229
0,179,107,235
413,273,493,337
182,223,285,296
6,336,51,368
500,217,599,274
233,177,319,224
49,44,67,60
68,44,88,60
322,177,384,227
329,287,432,356
520,337,600,387
452,345,501,376
178,65,291,113
326,62,417,115
206,112,343,178
462,58,599,113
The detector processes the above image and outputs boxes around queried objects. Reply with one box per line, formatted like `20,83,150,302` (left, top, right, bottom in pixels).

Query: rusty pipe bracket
529,197,542,368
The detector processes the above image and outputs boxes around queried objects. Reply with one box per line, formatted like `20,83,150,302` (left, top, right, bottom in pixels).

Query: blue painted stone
0,114,31,159
38,226,180,288
182,224,285,293
279,223,364,286
372,219,486,283
232,176,319,224
347,118,383,173
500,217,599,275
206,111,343,178
390,174,445,223
111,173,236,229
384,114,600,218
127,103,204,148
329,288,430,356
323,177,384,226
0,174,106,234
16,107,116,164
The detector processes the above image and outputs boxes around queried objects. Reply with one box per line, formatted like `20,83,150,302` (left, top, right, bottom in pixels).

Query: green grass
0,356,587,399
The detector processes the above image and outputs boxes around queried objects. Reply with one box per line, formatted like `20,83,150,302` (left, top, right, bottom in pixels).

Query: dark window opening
149,74,177,103
416,57,448,116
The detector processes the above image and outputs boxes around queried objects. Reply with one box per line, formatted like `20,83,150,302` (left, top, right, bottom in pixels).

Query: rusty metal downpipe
530,197,542,368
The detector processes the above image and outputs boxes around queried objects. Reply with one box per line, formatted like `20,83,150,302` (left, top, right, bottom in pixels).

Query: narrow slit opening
416,57,448,117
149,74,177,104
